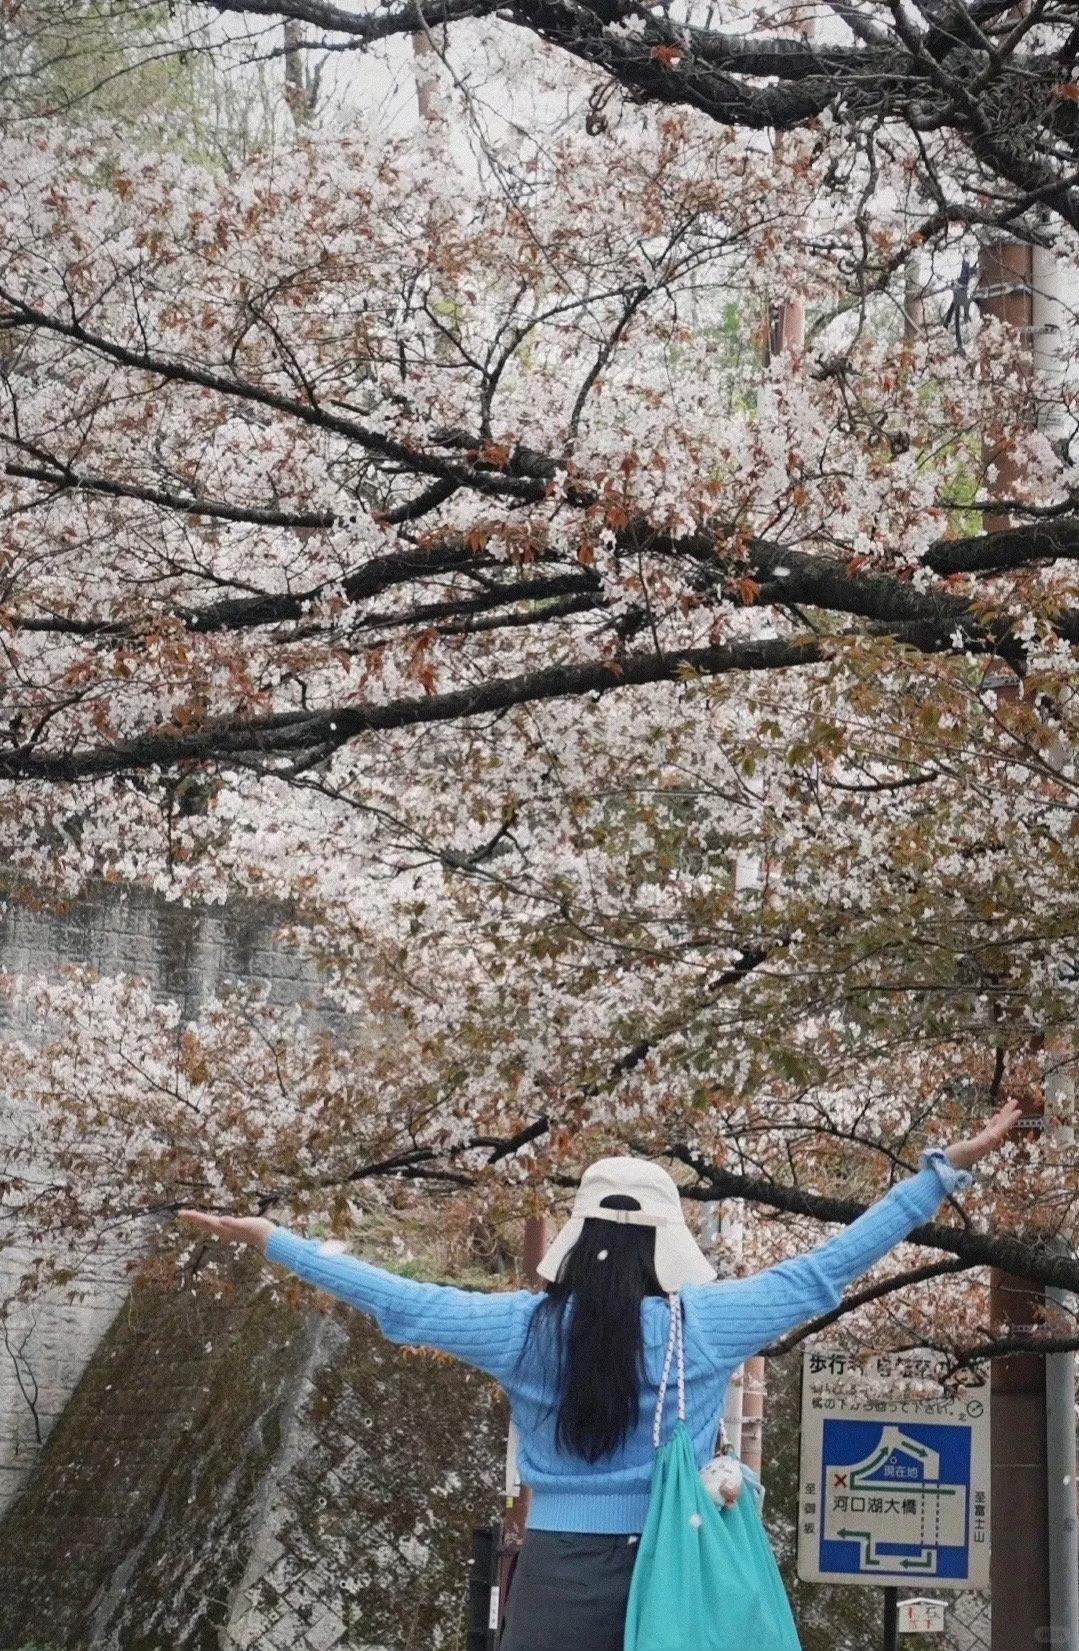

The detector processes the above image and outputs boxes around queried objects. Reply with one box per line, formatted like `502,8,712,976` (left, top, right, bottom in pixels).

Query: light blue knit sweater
265,1154,967,1534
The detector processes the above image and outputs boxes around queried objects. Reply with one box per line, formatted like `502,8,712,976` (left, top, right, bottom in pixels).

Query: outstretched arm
685,1099,1021,1367
178,1212,535,1383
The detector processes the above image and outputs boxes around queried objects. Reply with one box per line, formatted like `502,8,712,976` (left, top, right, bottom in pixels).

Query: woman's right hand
178,1210,274,1253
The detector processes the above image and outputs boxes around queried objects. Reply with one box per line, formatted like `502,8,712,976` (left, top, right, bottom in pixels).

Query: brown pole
978,239,1051,1651
745,288,809,1477
978,241,1034,533
903,256,926,343
768,299,806,362
990,1246,1050,1651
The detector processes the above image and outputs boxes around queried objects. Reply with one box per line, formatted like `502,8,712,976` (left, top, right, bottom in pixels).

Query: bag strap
652,1291,686,1447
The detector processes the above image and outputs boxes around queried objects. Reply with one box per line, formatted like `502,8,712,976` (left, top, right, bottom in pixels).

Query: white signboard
797,1348,990,1588
899,1598,947,1633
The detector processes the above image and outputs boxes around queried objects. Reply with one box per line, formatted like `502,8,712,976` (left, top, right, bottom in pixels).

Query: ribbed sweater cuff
920,1147,973,1197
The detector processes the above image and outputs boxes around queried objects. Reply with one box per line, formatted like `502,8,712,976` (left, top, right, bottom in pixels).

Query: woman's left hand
178,1210,274,1253
944,1097,1024,1171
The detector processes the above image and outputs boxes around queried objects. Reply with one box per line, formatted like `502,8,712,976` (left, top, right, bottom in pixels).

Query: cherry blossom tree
1,6,1078,1371
214,0,1079,237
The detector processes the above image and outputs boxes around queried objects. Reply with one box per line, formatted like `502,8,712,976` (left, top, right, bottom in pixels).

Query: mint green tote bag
623,1294,803,1651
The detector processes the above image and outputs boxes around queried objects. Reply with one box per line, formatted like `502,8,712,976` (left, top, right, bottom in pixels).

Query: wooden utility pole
769,299,805,361
989,1254,1050,1651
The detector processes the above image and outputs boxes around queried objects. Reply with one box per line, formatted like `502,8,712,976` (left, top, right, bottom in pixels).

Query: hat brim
535,1217,716,1292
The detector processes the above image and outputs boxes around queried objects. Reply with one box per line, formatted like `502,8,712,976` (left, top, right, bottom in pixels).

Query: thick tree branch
266,1120,1079,1313
216,0,842,125
945,1329,1079,1366
207,0,1079,227
8,293,1079,652
213,0,503,45
4,462,336,531
925,517,1079,576
669,1146,1079,1294
218,0,873,76
11,412,1079,649
0,293,549,504
0,617,1013,781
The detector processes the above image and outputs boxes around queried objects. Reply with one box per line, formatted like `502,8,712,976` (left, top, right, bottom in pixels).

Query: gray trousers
499,1530,640,1651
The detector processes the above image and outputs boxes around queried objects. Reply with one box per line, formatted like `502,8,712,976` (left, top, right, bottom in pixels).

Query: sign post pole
883,1587,898,1651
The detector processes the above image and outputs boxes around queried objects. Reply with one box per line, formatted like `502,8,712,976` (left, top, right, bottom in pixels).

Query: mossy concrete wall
0,883,342,1518
0,1252,505,1651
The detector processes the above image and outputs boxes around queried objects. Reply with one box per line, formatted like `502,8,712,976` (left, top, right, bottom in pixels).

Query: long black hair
519,1194,665,1463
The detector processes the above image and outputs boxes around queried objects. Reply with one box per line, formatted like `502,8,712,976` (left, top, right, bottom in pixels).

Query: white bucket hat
536,1156,717,1292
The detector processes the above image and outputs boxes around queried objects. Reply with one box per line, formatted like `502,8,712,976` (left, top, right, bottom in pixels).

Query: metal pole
702,1201,746,1459
1034,252,1079,1651
467,1523,502,1651
979,238,1053,1651
743,273,810,1481
1031,243,1069,446
903,255,926,342
883,1586,899,1651
740,1356,766,1475
1046,1281,1079,1651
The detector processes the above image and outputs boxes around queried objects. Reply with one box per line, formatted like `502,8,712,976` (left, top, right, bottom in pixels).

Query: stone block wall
0,882,508,1651
0,1249,135,1519
0,885,326,1033
0,1250,318,1648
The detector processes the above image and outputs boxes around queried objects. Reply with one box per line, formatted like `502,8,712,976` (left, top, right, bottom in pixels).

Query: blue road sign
797,1350,990,1588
